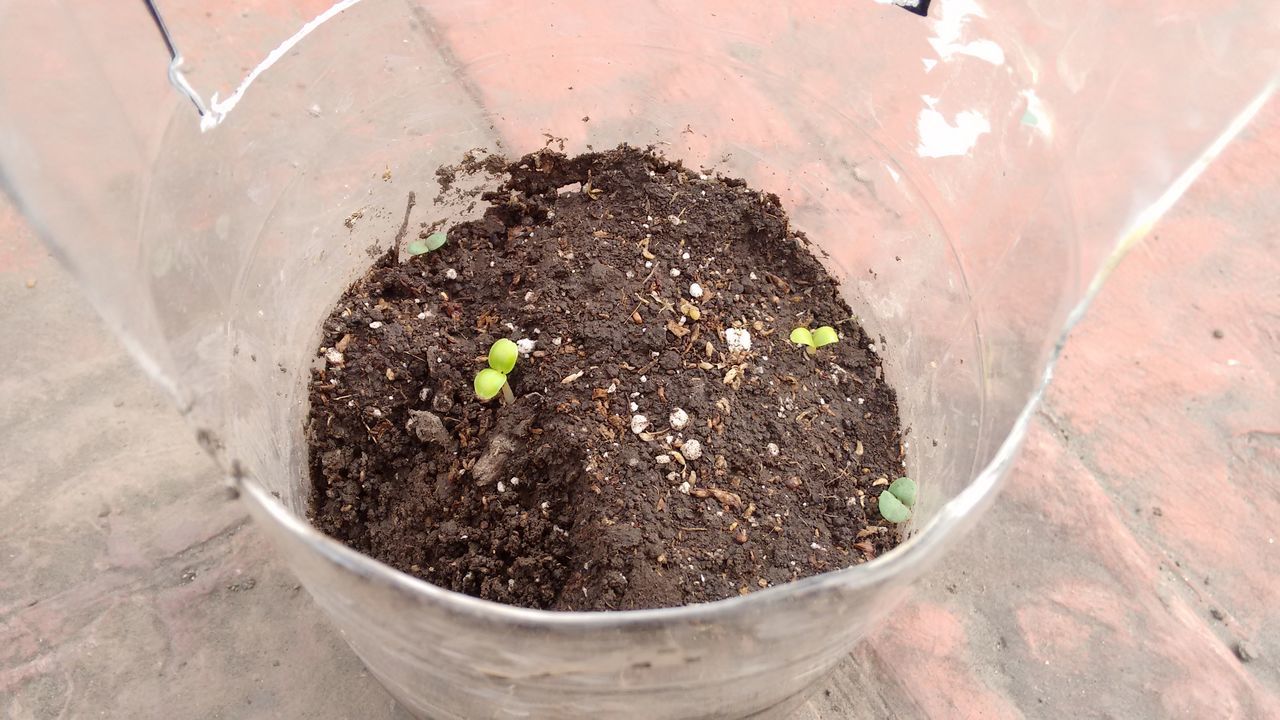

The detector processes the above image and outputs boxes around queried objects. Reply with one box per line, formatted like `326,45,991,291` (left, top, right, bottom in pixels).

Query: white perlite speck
689,282,704,298
724,328,752,352
325,349,344,365
368,321,383,329
669,407,689,430
629,401,639,413
767,442,780,456
670,268,681,278
678,481,692,494
445,268,458,280
681,439,703,460
655,454,671,465
630,415,650,434
516,338,536,355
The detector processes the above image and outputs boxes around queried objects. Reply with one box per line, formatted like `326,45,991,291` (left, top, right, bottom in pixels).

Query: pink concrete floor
2,10,1278,720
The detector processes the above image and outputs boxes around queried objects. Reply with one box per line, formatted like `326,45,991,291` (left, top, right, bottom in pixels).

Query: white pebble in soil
368,321,383,329
630,415,650,434
325,349,344,365
516,338,536,355
670,268,681,278
681,439,703,460
669,407,689,430
655,454,671,465
688,282,704,298
767,442,780,457
445,268,458,280
724,328,752,353
678,481,692,495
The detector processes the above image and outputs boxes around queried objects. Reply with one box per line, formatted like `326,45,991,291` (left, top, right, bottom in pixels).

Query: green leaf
423,231,447,251
474,368,507,400
888,477,916,508
406,239,431,256
878,490,911,524
812,326,839,347
488,338,519,374
789,327,814,347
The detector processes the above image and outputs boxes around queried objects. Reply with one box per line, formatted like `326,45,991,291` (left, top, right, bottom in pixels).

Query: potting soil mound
307,145,905,611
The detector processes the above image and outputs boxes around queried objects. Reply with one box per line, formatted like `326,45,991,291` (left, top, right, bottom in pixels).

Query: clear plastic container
1,1,1276,717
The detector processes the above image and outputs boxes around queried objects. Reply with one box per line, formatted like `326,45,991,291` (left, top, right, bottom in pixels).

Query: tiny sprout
878,477,917,524
789,327,814,347
475,339,518,403
488,338,518,374
474,368,510,402
407,231,447,256
888,476,916,507
811,326,839,347
790,325,839,354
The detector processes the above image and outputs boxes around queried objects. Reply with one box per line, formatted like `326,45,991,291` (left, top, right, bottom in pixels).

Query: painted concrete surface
2,16,1278,720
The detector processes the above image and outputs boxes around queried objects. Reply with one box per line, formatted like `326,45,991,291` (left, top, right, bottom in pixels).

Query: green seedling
407,231,447,256
877,477,917,524
488,338,518,374
474,368,512,403
474,339,519,403
790,325,839,354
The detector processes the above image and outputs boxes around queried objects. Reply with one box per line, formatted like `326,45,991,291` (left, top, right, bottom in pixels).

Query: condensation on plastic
1,1,1276,718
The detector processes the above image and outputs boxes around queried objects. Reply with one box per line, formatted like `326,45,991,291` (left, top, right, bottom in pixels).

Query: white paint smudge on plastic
199,0,366,131
926,0,1004,66
1020,88,1054,137
917,95,990,158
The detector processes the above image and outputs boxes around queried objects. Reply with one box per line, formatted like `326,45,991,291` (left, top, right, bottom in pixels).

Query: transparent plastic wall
1,1,1276,717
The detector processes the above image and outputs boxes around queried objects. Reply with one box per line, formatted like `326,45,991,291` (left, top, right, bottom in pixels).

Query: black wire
140,0,210,116
898,0,931,17
141,0,180,61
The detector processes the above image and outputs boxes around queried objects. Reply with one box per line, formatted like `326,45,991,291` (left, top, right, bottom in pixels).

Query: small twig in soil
361,419,380,445
393,191,417,254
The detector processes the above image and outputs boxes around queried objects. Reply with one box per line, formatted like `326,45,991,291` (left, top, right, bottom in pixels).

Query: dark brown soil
306,145,905,611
